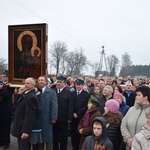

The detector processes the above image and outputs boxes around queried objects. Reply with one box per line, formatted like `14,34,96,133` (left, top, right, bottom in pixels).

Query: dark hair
93,120,102,126
113,85,123,93
66,79,71,86
136,86,150,102
99,78,105,82
94,85,100,90
112,79,118,85
38,75,47,82
93,85,101,97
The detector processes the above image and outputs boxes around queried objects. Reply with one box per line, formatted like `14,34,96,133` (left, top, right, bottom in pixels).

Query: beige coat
131,123,150,150
121,103,150,150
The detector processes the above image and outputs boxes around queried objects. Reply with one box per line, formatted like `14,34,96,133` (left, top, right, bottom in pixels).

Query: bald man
12,77,38,150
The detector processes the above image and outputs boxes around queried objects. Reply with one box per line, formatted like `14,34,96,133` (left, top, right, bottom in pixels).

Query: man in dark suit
11,77,38,150
123,80,136,107
53,76,74,150
0,70,15,149
70,78,90,150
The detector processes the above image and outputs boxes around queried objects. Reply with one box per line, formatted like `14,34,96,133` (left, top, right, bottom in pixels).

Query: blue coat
119,101,130,116
41,86,58,142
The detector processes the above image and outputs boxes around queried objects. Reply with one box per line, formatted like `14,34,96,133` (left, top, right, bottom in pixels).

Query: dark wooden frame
8,23,48,85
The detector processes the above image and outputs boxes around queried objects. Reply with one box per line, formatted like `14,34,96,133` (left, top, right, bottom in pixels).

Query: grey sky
0,0,150,75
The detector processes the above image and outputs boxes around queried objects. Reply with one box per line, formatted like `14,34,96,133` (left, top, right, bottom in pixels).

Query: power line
0,0,81,48
0,4,30,22
0,0,101,53
11,0,84,46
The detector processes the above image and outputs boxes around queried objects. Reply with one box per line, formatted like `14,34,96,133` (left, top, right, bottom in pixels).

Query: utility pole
98,46,107,72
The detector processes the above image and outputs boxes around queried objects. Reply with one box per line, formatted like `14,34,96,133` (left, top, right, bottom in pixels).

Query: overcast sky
0,0,150,75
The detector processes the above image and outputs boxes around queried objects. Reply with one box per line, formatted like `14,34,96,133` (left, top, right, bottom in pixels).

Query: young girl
78,97,101,150
131,108,150,150
103,99,125,150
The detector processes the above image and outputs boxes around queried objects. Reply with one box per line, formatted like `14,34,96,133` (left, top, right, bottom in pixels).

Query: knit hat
105,99,119,113
113,92,124,101
88,97,100,107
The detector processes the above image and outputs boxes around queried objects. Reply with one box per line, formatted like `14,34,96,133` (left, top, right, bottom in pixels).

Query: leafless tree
66,48,89,76
119,52,133,77
65,51,77,76
0,58,7,74
49,41,68,75
106,54,119,77
121,52,132,67
90,62,99,75
74,48,89,76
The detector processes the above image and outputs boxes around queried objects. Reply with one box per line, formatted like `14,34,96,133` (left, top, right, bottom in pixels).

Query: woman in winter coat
121,86,150,150
103,99,125,150
78,97,101,150
131,108,150,150
113,92,130,116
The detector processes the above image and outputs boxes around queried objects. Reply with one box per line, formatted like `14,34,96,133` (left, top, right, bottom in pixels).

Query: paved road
0,135,17,150
0,135,72,150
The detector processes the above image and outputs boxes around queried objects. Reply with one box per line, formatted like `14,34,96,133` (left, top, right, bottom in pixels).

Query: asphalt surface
0,135,72,150
0,135,17,150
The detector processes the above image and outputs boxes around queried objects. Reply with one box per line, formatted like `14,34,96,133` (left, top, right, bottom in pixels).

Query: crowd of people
0,70,150,150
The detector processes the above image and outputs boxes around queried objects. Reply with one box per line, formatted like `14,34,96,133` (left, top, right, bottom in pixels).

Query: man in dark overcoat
70,78,90,150
11,77,38,150
53,76,74,150
0,70,15,149
123,80,136,107
98,85,113,114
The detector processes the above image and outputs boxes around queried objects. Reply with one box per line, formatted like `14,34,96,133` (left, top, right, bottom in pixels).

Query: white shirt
42,86,46,93
77,89,82,95
57,87,64,93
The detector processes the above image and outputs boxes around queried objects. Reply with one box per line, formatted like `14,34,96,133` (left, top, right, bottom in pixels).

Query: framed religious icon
8,23,48,86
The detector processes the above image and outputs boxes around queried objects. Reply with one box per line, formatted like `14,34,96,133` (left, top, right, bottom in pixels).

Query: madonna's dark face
21,34,33,50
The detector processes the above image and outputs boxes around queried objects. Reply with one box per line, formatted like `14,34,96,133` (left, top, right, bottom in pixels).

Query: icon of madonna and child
14,30,42,79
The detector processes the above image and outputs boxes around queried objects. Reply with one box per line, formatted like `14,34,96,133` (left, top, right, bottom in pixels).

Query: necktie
77,91,80,95
58,89,60,94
